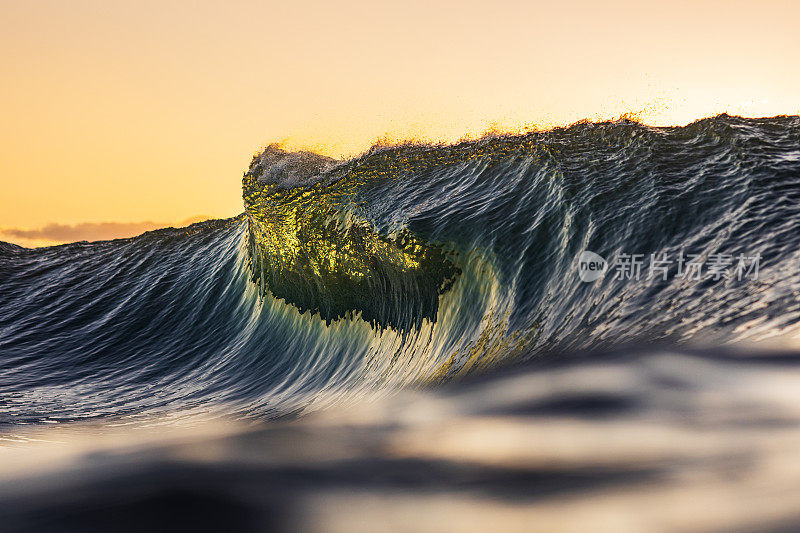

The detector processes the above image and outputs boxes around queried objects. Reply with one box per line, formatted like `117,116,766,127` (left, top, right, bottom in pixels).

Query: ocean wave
2,114,800,424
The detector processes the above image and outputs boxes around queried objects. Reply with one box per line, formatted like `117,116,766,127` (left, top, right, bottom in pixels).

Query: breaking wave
2,114,800,424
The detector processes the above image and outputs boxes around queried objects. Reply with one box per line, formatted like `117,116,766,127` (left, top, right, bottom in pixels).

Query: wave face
2,115,800,424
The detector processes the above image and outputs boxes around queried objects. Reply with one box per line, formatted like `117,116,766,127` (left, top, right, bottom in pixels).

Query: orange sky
1,0,798,246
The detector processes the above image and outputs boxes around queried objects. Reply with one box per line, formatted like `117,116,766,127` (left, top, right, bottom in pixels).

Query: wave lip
244,144,461,330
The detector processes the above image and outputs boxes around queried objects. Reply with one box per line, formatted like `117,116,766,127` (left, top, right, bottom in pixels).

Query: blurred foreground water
2,346,800,532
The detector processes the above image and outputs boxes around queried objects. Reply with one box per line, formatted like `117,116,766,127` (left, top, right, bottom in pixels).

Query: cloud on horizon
0,216,212,247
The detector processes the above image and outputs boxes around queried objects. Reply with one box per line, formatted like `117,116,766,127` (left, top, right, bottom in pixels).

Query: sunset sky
1,0,798,246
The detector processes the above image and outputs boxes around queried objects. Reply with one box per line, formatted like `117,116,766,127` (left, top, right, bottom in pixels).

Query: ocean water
1,115,800,531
